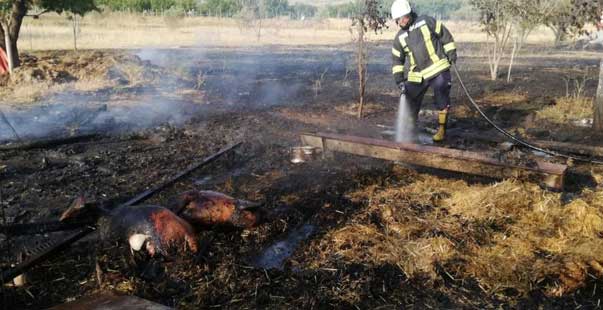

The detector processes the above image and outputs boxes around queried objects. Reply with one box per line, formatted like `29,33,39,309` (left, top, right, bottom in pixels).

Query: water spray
394,93,415,143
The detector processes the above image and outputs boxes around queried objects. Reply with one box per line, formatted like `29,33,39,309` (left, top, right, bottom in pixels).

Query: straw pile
301,171,603,300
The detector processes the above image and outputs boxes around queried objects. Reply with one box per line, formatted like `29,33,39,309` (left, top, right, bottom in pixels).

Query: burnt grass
2,44,603,309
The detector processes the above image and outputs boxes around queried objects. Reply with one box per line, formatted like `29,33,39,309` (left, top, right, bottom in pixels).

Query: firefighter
391,0,457,142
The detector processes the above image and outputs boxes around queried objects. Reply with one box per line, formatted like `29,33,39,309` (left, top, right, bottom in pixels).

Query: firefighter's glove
447,51,457,64
398,81,406,94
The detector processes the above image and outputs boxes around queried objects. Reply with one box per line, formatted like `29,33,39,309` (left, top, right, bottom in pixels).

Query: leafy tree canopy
36,0,99,15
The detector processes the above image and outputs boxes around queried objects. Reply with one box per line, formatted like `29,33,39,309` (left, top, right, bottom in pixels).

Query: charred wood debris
0,140,259,289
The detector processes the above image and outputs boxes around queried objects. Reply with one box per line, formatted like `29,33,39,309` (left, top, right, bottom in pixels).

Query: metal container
12,273,27,287
290,146,316,164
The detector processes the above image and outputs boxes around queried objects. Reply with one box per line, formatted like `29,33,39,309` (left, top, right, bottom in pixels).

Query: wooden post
595,58,603,131
356,21,366,119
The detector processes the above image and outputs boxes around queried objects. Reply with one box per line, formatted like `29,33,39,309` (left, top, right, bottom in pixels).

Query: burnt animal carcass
61,199,198,256
171,191,264,229
99,205,198,256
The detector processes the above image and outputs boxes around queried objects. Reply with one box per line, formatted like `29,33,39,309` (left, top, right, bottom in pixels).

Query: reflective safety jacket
392,15,456,84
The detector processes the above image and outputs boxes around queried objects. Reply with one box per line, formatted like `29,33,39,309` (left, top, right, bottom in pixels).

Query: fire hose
452,64,603,165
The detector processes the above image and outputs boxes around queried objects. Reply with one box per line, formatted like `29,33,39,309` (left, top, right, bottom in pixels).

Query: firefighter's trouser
403,70,452,120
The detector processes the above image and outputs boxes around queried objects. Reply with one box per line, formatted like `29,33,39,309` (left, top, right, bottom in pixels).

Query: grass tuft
536,97,593,124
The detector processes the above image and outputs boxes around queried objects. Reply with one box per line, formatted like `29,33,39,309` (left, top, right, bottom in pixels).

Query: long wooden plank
301,132,566,190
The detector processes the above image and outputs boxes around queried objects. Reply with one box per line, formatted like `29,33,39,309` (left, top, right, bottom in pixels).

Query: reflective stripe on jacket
392,15,456,84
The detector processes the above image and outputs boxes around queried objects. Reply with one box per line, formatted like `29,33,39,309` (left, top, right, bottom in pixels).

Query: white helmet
391,0,412,20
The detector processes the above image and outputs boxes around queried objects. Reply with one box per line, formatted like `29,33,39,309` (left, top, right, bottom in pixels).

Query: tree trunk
356,22,366,119
507,36,518,83
487,35,496,80
5,0,28,69
72,14,78,51
551,26,567,47
507,28,530,83
491,62,498,81
594,59,603,131
0,25,5,52
487,23,512,81
554,31,565,47
256,17,262,41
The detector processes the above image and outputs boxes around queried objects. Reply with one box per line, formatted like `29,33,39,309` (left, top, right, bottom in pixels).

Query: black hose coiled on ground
452,64,603,165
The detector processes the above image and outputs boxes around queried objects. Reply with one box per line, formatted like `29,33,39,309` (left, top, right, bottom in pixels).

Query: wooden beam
301,132,566,190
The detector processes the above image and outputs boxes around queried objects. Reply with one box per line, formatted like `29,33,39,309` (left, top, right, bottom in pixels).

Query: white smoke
0,48,205,143
0,45,335,143
136,47,307,108
0,99,201,143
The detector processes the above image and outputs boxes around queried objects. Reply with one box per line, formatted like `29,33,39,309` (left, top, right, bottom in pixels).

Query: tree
380,0,464,20
237,0,263,40
0,20,5,51
322,2,362,19
263,0,288,17
289,3,317,19
471,0,513,81
351,0,387,118
0,1,26,74
543,0,572,46
543,0,602,46
199,0,242,17
555,0,603,130
506,0,554,82
567,0,602,35
546,0,603,130
0,0,98,73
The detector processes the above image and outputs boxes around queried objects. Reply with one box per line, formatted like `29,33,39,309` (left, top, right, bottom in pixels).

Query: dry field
18,12,561,51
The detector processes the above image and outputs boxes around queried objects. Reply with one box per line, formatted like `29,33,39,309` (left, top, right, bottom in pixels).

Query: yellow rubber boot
432,110,448,142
